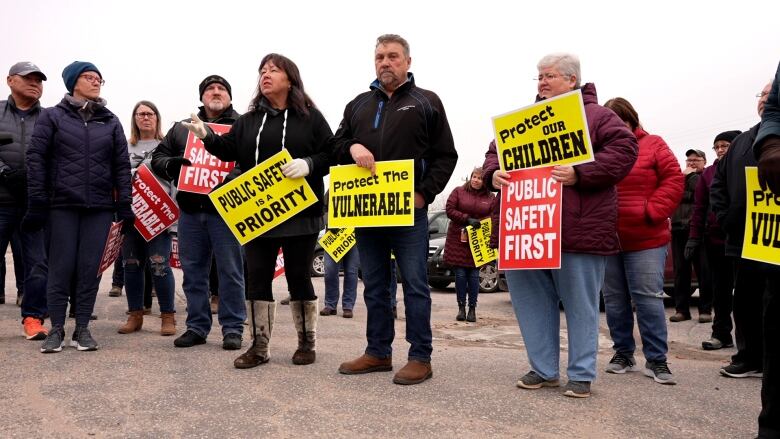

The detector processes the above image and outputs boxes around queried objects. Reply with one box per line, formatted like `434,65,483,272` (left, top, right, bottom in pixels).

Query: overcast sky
2,0,778,204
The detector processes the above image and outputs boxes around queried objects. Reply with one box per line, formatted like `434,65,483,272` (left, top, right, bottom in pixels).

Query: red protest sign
498,167,561,270
274,249,285,279
170,234,181,269
132,164,179,241
177,123,235,194
98,221,124,277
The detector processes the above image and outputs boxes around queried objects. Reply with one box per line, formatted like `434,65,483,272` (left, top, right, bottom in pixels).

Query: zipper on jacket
373,100,384,129
84,121,91,208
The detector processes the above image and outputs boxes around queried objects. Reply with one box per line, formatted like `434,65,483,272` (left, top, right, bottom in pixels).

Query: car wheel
311,250,325,277
429,280,451,290
479,263,499,293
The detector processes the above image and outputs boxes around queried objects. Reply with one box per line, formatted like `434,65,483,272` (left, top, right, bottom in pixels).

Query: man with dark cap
151,75,246,350
1,62,50,341
686,129,742,350
670,148,711,322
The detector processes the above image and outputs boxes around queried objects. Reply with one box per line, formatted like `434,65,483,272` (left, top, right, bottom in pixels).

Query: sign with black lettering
742,166,780,265
319,228,357,263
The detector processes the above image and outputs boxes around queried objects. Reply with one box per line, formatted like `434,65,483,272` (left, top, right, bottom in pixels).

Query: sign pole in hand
182,113,208,139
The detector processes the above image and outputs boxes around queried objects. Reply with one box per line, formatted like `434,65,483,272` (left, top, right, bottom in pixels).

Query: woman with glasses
117,101,178,337
25,61,133,353
601,97,684,385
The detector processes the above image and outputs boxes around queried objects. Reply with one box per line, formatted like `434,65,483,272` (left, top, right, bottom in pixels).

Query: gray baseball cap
8,62,47,80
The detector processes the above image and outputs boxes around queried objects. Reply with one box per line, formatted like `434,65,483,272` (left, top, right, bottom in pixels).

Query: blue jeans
324,247,359,310
0,206,47,320
178,211,245,338
454,266,479,307
122,229,175,313
355,208,431,362
390,263,398,307
603,245,669,362
505,252,605,382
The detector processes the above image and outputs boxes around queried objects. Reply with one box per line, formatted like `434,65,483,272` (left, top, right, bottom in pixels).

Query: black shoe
174,330,206,348
456,304,466,321
41,327,65,353
466,306,476,322
0,296,5,305
70,326,99,351
720,362,762,378
222,333,242,350
702,337,734,350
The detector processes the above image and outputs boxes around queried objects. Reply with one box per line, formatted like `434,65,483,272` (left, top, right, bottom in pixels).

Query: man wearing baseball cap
1,62,50,340
151,75,246,350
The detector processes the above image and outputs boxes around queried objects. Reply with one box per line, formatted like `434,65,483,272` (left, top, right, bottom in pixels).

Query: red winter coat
615,128,684,252
444,185,496,267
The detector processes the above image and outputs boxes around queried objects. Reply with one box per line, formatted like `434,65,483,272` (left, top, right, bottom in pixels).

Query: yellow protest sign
318,228,357,263
209,149,317,245
742,167,780,265
328,160,414,228
492,89,593,171
468,218,497,267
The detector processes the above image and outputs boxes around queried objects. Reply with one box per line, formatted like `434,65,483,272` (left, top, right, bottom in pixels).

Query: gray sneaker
516,371,560,389
644,360,676,385
70,326,99,351
606,352,639,374
41,327,65,353
563,380,591,398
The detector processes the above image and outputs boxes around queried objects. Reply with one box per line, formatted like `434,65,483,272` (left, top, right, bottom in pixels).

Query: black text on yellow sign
318,227,357,263
492,89,594,171
743,167,780,265
328,160,415,228
468,218,497,267
209,149,317,245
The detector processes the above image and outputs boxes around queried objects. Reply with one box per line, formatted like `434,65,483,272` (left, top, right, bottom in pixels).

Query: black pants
732,259,766,368
705,241,734,342
244,234,317,302
672,229,712,315
759,271,780,437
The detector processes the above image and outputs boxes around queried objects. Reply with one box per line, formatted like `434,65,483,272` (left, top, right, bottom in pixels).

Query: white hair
537,53,581,88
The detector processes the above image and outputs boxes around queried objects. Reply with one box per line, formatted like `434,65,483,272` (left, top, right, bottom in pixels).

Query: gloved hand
165,156,192,179
116,203,135,234
181,113,208,139
21,205,48,232
281,158,310,179
684,237,701,261
758,136,780,194
466,217,481,228
1,169,27,201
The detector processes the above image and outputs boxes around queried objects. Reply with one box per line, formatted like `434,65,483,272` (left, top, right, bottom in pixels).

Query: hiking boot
466,306,476,322
393,360,433,385
23,317,48,340
338,354,392,374
41,327,65,353
118,310,144,334
456,303,466,321
210,295,219,315
320,306,336,316
702,337,733,350
174,330,206,348
516,371,560,389
563,380,591,398
160,312,176,336
223,333,242,350
669,312,691,322
720,362,762,378
605,352,639,374
70,326,99,351
644,360,676,385
108,285,122,297
342,309,353,318
698,313,713,323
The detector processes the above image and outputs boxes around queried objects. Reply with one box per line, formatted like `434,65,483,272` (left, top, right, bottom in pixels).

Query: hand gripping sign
209,149,317,245
499,167,562,270
742,166,780,265
318,228,357,263
328,160,414,228
132,164,180,241
467,218,497,267
98,221,124,277
177,123,235,194
493,89,594,172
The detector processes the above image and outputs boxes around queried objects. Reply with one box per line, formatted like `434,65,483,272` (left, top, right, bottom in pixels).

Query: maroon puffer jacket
615,128,683,252
483,83,638,255
443,185,497,267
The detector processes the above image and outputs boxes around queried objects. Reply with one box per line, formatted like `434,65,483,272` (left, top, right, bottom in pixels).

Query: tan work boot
338,354,393,374
291,300,318,365
393,360,433,385
234,300,275,369
160,312,176,336
118,310,144,334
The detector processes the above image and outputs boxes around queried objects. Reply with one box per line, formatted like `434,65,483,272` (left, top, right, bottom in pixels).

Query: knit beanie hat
713,130,742,144
199,75,232,100
62,61,102,94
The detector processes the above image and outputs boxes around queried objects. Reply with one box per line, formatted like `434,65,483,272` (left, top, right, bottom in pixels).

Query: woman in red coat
444,167,496,322
602,97,684,385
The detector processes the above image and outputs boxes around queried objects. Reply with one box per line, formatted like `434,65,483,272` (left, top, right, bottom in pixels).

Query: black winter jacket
331,73,458,205
671,171,701,231
0,96,41,205
151,106,240,214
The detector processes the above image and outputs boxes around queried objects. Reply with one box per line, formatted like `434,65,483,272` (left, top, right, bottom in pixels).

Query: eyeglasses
535,73,566,82
685,159,704,163
135,112,156,119
756,91,769,98
79,74,105,86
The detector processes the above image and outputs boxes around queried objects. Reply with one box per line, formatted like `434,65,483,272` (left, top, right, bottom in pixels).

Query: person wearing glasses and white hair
25,61,133,353
483,52,638,398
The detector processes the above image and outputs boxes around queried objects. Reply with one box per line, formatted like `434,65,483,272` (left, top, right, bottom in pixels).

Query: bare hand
181,113,207,139
492,170,511,188
682,166,695,176
551,165,578,186
350,143,376,175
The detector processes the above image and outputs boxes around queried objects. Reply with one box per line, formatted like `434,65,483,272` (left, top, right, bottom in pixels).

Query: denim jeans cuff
408,355,431,364
364,348,392,360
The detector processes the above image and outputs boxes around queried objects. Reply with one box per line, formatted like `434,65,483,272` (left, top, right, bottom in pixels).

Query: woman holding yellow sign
182,53,333,369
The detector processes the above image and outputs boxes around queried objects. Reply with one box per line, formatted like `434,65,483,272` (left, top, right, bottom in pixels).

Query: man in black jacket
334,34,458,385
151,75,246,350
0,62,49,340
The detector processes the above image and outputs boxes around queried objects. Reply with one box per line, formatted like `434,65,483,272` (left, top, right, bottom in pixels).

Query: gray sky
2,0,778,203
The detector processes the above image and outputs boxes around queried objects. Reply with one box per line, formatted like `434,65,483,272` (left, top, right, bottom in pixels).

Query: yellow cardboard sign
468,218,497,267
328,160,414,228
492,89,594,171
742,167,780,265
318,228,357,263
209,149,317,245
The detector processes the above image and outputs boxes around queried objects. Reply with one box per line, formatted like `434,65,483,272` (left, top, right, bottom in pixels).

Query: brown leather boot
118,310,144,334
291,300,317,365
392,360,433,385
338,354,393,374
160,312,176,336
234,300,275,369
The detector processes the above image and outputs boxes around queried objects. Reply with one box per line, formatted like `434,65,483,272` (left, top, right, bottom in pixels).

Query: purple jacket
483,83,638,255
443,185,497,267
688,161,725,245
